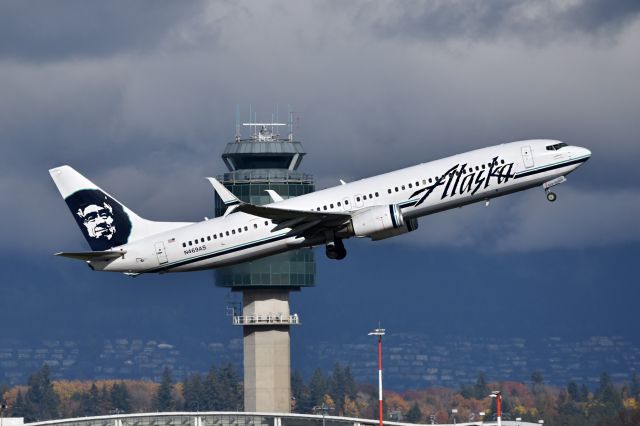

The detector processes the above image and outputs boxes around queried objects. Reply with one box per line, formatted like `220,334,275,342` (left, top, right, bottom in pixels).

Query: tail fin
49,165,192,251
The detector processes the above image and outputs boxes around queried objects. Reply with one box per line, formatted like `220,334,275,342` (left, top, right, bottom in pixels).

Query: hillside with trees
1,364,639,426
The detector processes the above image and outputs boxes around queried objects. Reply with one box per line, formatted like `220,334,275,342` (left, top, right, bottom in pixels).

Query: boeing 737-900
50,139,590,275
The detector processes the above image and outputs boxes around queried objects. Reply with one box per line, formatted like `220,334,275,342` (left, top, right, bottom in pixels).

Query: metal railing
232,313,300,326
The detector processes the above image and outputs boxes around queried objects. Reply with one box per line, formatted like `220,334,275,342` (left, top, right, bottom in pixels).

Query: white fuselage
98,139,591,274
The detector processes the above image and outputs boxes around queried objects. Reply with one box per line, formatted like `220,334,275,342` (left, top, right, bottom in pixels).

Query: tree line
2,364,640,426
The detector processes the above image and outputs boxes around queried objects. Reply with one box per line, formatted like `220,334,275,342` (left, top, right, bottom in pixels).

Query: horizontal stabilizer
55,251,126,261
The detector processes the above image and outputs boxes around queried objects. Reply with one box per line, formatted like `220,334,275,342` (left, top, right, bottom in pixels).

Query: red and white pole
369,327,386,426
377,334,383,426
491,391,502,426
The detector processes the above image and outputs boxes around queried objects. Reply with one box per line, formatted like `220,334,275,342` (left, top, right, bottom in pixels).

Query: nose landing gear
325,238,347,260
543,176,566,202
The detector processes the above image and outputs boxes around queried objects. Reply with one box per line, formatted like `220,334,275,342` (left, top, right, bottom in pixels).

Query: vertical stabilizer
49,165,192,251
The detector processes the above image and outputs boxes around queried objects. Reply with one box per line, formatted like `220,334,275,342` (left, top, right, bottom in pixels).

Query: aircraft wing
207,177,351,238
235,203,351,237
55,250,126,261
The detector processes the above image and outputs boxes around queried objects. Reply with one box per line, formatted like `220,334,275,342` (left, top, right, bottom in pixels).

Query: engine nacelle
348,205,419,241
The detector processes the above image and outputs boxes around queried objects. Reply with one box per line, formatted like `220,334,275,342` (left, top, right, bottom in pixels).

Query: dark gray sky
1,1,639,349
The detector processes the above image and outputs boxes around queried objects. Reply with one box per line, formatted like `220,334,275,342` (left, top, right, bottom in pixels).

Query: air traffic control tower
214,116,315,413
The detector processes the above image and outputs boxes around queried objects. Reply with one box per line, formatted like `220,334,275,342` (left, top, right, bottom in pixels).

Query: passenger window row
182,221,273,248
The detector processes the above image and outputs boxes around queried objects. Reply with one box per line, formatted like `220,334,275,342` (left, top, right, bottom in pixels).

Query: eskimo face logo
77,202,116,240
65,189,132,251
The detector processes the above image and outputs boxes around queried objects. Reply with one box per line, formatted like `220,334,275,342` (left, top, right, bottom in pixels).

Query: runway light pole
368,327,385,426
490,391,502,426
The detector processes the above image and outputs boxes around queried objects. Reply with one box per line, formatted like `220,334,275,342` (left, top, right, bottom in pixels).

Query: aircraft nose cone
581,147,592,159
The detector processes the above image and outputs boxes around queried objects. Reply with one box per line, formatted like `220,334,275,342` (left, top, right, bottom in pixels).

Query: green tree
531,371,544,395
567,381,580,401
153,367,175,412
203,366,220,411
110,382,132,413
216,363,242,411
307,369,328,411
79,384,99,416
595,372,623,418
631,371,640,401
98,384,112,414
182,373,204,411
291,370,307,413
342,367,357,401
579,384,589,402
473,372,489,399
25,364,60,421
405,402,422,423
330,363,347,414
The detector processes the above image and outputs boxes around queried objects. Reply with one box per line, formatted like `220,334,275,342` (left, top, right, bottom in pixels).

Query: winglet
207,178,241,206
265,190,284,203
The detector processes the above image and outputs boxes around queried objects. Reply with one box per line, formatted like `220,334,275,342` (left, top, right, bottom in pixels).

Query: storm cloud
1,0,639,254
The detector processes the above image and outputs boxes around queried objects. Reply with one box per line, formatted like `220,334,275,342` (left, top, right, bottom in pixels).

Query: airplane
49,139,591,275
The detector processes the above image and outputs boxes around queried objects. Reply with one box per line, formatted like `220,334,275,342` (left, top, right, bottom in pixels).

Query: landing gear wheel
325,238,347,260
546,191,557,202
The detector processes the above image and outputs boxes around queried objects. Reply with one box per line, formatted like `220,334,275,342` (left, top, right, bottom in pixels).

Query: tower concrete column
242,290,292,412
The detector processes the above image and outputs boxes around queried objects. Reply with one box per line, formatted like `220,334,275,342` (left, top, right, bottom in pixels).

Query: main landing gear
543,176,566,203
325,238,347,260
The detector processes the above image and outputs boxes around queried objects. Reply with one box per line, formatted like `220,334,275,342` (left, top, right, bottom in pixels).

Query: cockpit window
546,142,568,151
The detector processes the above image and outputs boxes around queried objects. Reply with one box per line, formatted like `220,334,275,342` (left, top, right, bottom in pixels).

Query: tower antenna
235,105,241,142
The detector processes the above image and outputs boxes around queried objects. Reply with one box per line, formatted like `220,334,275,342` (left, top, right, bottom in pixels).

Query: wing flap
55,251,126,261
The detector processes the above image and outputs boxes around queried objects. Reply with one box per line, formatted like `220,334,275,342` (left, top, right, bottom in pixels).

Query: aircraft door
354,194,364,208
154,242,168,264
521,145,534,168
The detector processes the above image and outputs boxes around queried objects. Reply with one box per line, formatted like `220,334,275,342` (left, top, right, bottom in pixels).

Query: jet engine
347,205,418,241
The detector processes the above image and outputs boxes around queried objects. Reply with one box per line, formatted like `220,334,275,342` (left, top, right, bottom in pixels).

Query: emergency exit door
155,242,168,264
